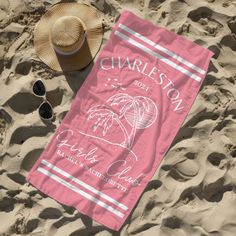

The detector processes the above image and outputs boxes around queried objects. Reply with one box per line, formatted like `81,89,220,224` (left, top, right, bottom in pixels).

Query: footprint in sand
169,159,200,181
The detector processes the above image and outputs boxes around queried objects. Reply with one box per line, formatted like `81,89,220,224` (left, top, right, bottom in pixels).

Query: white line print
81,93,158,157
105,77,126,91
78,130,138,161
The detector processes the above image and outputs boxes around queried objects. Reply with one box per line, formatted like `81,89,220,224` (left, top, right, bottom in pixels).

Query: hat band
52,32,87,56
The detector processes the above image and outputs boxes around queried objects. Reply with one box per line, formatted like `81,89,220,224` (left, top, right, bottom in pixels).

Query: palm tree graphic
87,93,157,150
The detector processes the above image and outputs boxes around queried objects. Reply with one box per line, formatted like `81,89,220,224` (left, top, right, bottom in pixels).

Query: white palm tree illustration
87,105,130,146
87,93,154,150
107,93,151,148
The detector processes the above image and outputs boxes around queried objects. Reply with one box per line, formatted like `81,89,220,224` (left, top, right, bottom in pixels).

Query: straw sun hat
34,2,103,71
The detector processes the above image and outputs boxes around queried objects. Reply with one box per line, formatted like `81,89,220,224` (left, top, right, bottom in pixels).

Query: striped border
37,159,128,218
114,24,205,82
118,23,206,75
37,167,124,218
41,159,128,211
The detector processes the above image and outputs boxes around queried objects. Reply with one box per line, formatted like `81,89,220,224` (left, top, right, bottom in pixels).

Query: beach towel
26,10,214,231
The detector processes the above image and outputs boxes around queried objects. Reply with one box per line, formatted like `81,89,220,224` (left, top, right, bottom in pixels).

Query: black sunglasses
32,80,53,120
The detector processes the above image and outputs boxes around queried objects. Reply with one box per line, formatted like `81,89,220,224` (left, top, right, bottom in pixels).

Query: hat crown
50,16,86,55
34,2,103,71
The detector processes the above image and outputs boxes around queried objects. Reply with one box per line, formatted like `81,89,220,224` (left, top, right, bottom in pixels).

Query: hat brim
34,2,103,71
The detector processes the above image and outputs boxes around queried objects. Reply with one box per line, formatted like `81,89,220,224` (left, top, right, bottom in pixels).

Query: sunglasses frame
32,79,54,121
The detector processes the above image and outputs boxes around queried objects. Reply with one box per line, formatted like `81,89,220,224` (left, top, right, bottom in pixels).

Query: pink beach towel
27,10,214,231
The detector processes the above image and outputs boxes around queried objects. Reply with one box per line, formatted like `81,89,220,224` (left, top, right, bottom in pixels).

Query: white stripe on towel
114,30,202,82
41,159,128,211
118,23,206,75
37,167,125,218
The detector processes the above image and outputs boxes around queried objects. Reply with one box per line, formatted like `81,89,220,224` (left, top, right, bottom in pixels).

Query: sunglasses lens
33,80,45,96
39,102,53,120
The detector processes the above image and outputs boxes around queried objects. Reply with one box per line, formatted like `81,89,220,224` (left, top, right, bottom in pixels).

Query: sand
0,0,236,235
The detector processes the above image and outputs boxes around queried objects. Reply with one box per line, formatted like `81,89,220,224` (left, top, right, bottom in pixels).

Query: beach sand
0,0,236,235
